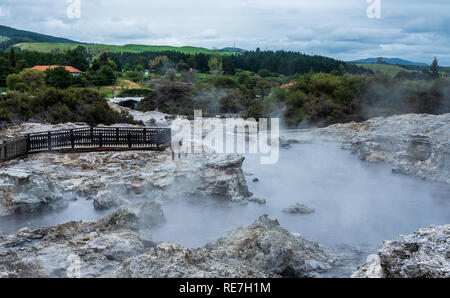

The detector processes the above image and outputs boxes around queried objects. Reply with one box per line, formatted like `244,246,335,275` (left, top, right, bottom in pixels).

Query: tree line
108,49,369,76
1,47,116,88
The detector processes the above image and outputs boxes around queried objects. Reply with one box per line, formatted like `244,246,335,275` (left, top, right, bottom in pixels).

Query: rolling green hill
0,25,81,50
16,42,238,56
0,25,80,44
351,57,428,67
355,63,413,77
2,25,238,55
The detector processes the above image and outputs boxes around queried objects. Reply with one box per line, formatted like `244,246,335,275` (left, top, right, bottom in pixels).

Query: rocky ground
0,113,449,278
116,215,342,278
0,208,346,278
312,113,450,184
108,102,173,127
0,202,164,278
353,224,450,278
0,150,254,214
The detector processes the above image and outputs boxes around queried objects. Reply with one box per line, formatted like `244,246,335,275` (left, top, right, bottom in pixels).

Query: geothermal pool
1,134,449,275
152,140,449,250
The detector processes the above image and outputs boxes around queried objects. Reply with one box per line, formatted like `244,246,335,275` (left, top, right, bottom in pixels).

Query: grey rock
116,242,267,278
0,213,347,278
279,137,300,149
0,169,67,214
314,113,450,183
248,197,266,204
193,154,253,203
96,202,165,231
93,191,129,210
2,145,253,206
283,203,315,215
116,215,335,278
353,224,450,278
205,215,331,277
0,200,167,278
0,221,145,278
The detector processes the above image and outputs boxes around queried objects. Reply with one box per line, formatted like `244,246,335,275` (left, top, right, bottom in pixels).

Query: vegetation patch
15,43,238,57
0,87,139,126
355,63,413,77
268,73,450,127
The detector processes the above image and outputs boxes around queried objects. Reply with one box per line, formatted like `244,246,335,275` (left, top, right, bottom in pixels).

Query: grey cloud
0,0,448,65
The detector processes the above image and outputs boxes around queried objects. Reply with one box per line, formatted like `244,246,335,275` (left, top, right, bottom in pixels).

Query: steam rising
153,138,450,249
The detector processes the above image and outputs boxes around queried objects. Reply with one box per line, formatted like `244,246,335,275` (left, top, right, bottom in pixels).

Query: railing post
48,131,52,151
127,132,132,148
90,127,94,146
70,129,75,148
116,128,119,144
143,128,147,146
26,134,30,153
99,133,103,148
3,141,7,161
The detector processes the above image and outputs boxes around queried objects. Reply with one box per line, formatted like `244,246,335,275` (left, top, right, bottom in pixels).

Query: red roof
280,82,296,89
31,65,82,73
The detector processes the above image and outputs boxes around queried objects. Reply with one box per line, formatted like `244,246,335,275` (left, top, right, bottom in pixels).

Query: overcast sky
1,0,449,65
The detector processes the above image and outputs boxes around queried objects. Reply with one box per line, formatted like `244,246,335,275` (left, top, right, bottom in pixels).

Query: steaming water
0,133,449,275
152,140,449,251
0,196,111,235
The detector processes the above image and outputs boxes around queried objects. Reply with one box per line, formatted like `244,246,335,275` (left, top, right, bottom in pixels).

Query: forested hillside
108,50,370,76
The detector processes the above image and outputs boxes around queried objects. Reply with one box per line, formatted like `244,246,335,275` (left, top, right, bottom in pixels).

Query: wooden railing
1,127,171,162
0,136,28,162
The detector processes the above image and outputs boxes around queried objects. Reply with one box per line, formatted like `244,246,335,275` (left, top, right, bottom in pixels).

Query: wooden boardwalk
1,127,171,162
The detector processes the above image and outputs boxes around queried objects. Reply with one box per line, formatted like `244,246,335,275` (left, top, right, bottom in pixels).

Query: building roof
31,65,82,73
280,82,296,89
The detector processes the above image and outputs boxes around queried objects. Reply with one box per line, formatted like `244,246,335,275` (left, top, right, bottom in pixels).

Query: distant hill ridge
220,47,246,53
0,24,241,55
350,57,429,67
0,25,81,45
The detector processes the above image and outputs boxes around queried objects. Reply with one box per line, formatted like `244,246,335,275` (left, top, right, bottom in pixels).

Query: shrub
138,82,194,116
117,88,152,97
0,87,139,126
45,67,73,89
0,106,11,122
49,103,72,124
6,73,20,90
123,71,144,83
18,69,46,91
212,76,239,89
258,69,275,78
14,83,30,93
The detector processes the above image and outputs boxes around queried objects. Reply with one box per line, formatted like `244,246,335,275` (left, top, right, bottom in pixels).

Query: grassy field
355,63,413,77
16,42,238,56
97,78,150,98
0,36,9,43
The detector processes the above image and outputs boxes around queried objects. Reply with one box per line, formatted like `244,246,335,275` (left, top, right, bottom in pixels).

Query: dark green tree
221,56,235,75
194,54,209,73
45,67,73,89
135,56,148,69
99,53,109,65
430,57,439,79
0,56,10,86
66,46,90,71
92,65,116,86
92,53,111,71
9,47,16,69
257,69,273,78
176,62,189,72
123,63,132,72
